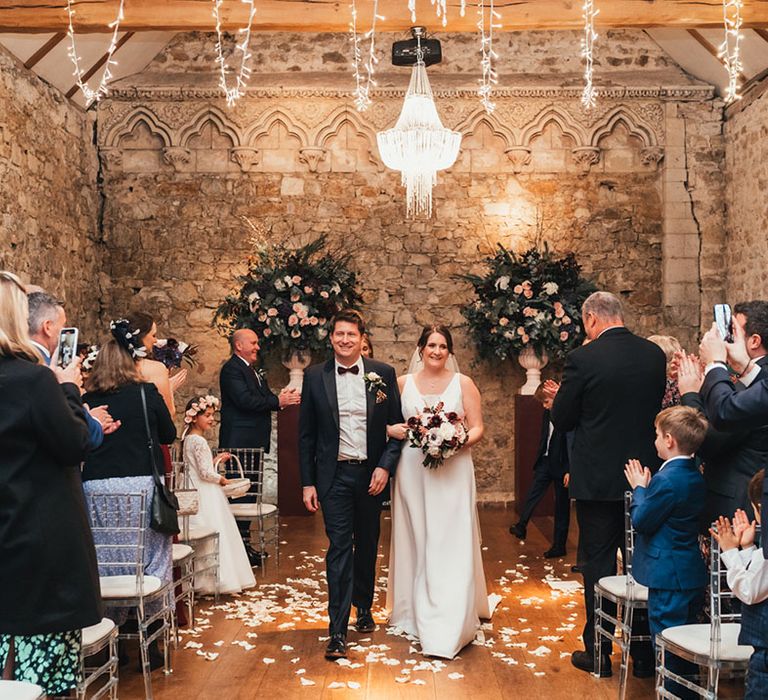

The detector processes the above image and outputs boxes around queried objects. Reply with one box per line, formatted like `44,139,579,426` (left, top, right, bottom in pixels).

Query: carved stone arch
177,107,242,149
519,106,588,148
104,106,173,149
243,108,309,148
313,107,380,173
454,108,515,149
589,106,658,148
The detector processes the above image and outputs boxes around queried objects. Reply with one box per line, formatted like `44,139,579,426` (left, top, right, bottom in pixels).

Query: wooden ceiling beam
23,31,66,69
65,30,135,99
2,0,768,34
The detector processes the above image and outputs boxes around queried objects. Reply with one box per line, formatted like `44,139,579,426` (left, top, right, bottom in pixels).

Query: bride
386,324,491,658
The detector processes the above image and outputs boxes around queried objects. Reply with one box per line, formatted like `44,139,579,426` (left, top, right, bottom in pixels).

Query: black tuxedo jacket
299,358,404,501
551,327,666,501
219,355,280,450
536,409,569,480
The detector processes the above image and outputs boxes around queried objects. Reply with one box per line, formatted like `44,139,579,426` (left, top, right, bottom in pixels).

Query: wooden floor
119,506,745,699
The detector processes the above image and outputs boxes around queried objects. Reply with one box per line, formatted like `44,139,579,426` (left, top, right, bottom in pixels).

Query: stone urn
517,346,548,395
282,350,312,392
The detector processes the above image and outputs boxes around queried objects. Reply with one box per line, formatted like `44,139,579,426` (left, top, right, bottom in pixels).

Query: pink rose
523,307,536,317
560,331,569,341
555,307,565,319
290,293,300,302
292,275,302,285
267,308,278,317
320,291,329,299
562,316,571,325
522,280,532,289
513,284,524,294
288,314,299,327
258,313,267,322
297,307,309,320
523,289,533,299
516,326,526,336
304,286,313,294
291,328,301,338
309,316,319,326
499,317,510,326
521,334,530,344
300,317,311,326
263,328,272,337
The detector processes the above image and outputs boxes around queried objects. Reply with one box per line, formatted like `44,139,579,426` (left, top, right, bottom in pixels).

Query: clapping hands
676,351,704,395
624,458,651,489
542,380,560,403
709,510,757,552
279,387,301,408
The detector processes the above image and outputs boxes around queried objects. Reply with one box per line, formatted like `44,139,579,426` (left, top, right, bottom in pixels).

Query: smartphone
57,327,79,368
713,304,733,343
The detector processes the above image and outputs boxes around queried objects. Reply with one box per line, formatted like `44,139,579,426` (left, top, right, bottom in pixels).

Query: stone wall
724,89,768,303
0,44,101,334
96,30,724,500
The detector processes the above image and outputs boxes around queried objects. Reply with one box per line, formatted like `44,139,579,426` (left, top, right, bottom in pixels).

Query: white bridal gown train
386,373,492,658
184,434,256,595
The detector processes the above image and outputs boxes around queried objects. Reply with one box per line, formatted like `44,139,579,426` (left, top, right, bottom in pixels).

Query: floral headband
184,395,220,425
110,319,148,360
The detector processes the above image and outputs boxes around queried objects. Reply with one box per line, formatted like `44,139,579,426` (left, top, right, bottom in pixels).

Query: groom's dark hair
330,308,366,334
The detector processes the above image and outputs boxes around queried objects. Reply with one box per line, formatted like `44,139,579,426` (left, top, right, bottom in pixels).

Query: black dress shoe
509,522,527,540
543,546,567,558
355,608,375,633
571,650,612,677
247,548,263,567
632,657,654,678
325,634,347,660
571,564,583,574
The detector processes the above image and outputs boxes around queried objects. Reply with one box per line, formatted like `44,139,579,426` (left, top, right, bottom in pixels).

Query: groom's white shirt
335,356,367,461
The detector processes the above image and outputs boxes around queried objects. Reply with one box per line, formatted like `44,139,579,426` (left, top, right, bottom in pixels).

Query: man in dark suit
680,301,768,527
510,381,570,558
695,302,768,561
549,291,665,677
219,328,300,451
299,309,403,660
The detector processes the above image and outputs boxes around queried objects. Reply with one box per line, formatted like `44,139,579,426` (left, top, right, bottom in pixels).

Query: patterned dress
0,631,82,695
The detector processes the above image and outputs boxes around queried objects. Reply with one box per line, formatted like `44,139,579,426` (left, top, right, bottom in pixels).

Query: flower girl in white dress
182,395,255,595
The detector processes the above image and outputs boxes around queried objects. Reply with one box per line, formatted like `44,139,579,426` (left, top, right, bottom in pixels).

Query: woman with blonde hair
0,271,102,696
648,334,684,408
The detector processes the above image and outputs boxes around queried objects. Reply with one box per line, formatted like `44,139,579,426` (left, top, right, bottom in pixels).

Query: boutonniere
364,371,387,399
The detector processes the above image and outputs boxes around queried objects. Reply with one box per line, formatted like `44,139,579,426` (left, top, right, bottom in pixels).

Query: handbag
175,474,199,516
140,385,180,535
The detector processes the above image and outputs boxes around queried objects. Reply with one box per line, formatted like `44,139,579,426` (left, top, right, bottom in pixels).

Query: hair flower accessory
81,344,100,371
110,318,148,360
183,394,221,425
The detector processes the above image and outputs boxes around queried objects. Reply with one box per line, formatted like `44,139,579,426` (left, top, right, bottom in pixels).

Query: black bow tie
337,365,360,376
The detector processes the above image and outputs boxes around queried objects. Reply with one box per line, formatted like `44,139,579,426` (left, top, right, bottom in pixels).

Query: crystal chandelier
377,28,461,218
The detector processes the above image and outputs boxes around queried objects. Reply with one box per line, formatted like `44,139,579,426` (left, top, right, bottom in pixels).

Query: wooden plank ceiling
2,0,768,34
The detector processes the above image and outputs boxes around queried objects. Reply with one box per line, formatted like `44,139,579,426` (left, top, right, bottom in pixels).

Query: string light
65,0,125,105
718,0,743,103
580,0,598,109
477,0,501,114
349,0,383,112
212,0,257,108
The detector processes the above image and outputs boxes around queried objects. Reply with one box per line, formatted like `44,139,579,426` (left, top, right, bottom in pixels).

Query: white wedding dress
386,373,491,658
183,434,256,595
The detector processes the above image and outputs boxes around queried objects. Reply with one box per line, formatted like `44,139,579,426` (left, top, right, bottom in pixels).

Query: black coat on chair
219,355,280,450
0,356,102,635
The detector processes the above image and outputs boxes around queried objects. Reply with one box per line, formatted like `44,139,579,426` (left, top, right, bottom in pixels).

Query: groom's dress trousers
551,327,665,661
300,357,404,636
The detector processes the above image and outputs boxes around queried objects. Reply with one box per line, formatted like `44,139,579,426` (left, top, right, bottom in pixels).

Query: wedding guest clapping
711,470,768,699
181,395,256,594
0,271,102,697
625,406,709,699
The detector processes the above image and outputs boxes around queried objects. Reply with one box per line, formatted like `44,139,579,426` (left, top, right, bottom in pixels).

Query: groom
299,309,404,659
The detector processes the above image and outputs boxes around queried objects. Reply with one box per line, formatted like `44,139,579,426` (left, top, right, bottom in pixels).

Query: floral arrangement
214,233,362,359
183,395,220,426
153,338,198,370
406,402,469,469
460,244,596,364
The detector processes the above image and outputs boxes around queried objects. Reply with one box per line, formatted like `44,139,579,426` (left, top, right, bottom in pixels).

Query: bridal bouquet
406,402,469,470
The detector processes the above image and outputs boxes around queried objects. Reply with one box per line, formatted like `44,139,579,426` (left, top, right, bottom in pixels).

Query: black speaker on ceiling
392,27,442,67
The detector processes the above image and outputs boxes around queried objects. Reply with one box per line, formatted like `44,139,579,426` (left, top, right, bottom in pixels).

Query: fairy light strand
349,0,383,112
581,0,599,109
477,0,501,114
718,0,743,103
212,0,258,108
65,0,125,106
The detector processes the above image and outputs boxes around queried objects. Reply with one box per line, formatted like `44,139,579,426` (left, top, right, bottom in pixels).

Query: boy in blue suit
625,405,709,699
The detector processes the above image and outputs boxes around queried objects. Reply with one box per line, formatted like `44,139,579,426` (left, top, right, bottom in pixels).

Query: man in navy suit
626,405,709,700
219,328,300,451
510,381,570,558
299,309,404,660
